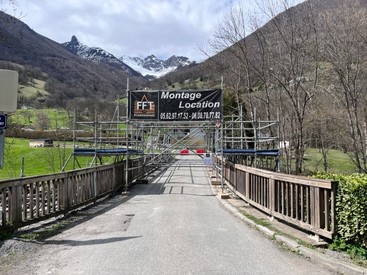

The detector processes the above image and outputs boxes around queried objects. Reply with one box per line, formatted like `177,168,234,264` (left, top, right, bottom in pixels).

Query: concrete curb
216,188,367,275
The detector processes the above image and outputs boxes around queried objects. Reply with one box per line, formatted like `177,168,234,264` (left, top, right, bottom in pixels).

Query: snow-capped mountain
63,36,193,80
120,55,193,79
63,36,141,77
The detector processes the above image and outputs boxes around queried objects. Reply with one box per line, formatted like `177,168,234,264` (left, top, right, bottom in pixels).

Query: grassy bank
0,138,74,180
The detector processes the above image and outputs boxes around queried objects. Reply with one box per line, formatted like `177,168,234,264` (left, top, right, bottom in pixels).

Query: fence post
9,185,22,225
315,187,321,237
245,171,250,201
233,164,237,190
61,175,70,211
93,168,98,198
112,164,117,189
269,178,275,217
310,186,321,241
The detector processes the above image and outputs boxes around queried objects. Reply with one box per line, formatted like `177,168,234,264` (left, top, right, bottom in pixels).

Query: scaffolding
221,107,280,172
62,89,280,192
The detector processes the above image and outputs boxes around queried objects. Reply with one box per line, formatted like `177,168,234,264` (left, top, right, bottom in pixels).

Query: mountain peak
63,35,85,55
165,55,190,67
120,55,193,79
70,35,79,44
62,38,141,77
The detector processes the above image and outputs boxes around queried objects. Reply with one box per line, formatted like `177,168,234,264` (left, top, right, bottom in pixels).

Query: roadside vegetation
315,173,367,266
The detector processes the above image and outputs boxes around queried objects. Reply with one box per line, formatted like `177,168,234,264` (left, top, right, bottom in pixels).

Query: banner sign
129,89,222,121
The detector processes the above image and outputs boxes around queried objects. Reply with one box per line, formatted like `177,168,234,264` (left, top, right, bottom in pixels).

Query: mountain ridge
121,54,193,79
62,35,142,77
62,35,194,80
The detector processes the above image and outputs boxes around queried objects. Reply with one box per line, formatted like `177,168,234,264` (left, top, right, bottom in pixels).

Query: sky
2,0,305,62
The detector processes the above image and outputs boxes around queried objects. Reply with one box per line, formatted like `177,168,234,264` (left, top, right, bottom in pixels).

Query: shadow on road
43,236,141,246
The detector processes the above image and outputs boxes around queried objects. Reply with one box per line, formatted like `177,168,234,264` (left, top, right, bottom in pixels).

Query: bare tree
320,1,367,172
208,4,254,115
0,1,22,17
306,90,346,173
35,111,50,131
212,0,320,173
258,0,321,174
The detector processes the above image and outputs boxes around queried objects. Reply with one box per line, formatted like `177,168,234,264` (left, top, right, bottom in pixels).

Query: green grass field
302,148,357,174
10,108,71,129
1,105,128,180
0,138,75,180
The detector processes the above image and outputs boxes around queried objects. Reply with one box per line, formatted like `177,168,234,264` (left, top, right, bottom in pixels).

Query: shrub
315,173,367,250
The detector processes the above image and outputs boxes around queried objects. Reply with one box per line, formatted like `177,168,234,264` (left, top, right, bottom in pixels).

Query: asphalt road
4,155,333,274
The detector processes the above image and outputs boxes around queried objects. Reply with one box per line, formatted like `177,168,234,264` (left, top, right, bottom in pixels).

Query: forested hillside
0,11,148,109
153,0,367,174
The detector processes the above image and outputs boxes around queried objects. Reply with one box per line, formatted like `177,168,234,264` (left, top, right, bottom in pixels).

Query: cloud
4,0,304,61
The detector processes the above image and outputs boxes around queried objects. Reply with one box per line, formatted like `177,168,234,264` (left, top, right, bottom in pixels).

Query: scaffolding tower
221,107,280,172
62,89,280,192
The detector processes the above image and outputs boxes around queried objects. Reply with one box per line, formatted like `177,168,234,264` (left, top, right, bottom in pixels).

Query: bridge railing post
269,178,275,217
9,185,22,225
245,171,250,201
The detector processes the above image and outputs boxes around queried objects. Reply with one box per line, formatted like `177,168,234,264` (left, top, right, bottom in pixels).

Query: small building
29,139,53,148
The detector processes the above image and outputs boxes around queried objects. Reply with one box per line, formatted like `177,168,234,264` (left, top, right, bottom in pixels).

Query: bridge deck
2,155,332,274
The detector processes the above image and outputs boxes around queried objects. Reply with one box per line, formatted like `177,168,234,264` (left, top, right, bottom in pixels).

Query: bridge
0,89,364,274
1,153,342,274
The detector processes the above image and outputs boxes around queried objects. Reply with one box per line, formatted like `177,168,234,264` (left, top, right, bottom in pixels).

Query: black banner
129,89,222,121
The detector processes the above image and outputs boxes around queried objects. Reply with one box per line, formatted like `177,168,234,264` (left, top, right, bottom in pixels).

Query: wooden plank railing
0,157,154,230
221,159,338,240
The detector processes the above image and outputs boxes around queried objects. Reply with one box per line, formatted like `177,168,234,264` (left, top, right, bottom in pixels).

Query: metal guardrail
220,159,338,240
0,157,154,230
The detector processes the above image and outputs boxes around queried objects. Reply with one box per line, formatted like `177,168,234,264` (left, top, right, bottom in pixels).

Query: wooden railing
0,157,154,230
221,159,338,240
